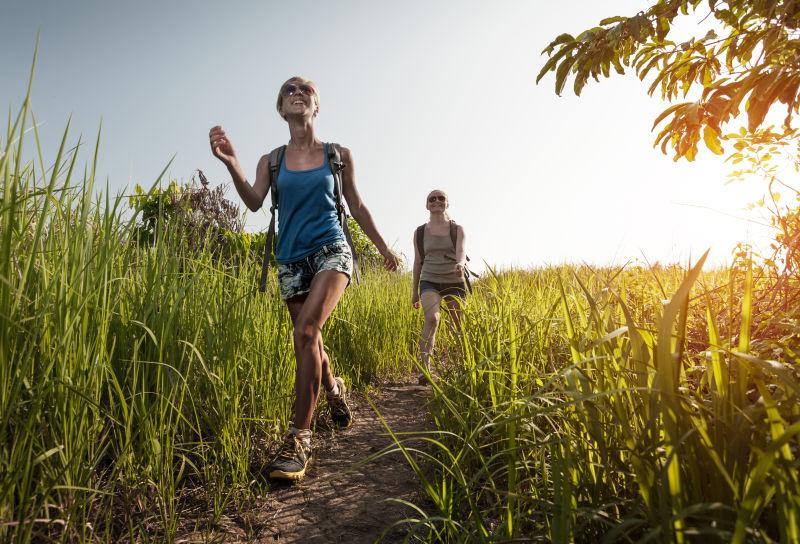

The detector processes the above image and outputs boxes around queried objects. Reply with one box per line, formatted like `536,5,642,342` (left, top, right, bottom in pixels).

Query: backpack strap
415,224,426,265
448,219,468,261
259,145,285,292
327,143,362,285
449,220,457,250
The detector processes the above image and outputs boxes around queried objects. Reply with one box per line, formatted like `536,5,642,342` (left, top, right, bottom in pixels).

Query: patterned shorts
277,240,353,300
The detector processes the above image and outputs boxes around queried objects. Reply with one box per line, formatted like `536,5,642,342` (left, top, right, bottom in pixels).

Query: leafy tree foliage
728,126,800,276
538,0,800,161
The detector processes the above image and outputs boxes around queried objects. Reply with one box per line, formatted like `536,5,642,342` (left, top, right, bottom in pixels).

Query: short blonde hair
276,76,320,120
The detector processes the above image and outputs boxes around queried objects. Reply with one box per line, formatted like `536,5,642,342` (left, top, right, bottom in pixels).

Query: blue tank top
275,143,345,263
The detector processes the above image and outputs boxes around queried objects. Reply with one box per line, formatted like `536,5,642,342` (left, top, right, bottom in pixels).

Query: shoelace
328,395,347,415
275,436,302,461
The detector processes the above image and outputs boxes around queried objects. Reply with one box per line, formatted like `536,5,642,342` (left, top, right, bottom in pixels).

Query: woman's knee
424,312,441,329
293,319,320,350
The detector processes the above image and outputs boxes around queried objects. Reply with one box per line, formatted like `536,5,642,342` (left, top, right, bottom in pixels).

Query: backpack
259,143,361,292
414,220,478,292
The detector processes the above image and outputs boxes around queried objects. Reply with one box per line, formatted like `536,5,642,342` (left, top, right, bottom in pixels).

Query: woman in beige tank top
411,190,467,385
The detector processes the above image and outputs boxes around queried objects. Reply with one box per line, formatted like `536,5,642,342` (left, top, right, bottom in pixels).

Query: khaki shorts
419,280,467,300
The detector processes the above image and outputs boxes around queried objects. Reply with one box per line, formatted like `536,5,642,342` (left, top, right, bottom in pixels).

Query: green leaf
536,42,578,84
555,55,579,96
638,53,663,80
542,33,575,55
612,55,625,75
702,66,713,87
714,9,739,28
656,16,671,41
574,67,588,95
33,445,64,465
599,15,627,25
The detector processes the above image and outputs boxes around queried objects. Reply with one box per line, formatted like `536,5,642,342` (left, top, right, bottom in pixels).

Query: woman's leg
286,297,336,395
290,269,349,430
444,296,465,334
420,290,442,375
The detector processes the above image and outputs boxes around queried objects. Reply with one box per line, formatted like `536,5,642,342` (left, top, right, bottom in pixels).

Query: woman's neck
429,211,448,223
286,118,319,149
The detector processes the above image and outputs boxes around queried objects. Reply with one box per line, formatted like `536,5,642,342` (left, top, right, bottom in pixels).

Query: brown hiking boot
327,376,353,429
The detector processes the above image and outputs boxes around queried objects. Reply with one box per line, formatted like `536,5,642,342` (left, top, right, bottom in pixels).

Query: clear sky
1,0,774,271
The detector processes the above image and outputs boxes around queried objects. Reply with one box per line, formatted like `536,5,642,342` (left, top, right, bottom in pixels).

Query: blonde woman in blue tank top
411,189,468,385
209,77,399,481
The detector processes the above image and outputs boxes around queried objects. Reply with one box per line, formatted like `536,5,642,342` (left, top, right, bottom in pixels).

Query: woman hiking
411,189,468,385
208,76,399,481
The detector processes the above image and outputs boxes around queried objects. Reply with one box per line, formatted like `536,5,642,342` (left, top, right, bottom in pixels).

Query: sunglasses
428,195,446,203
281,83,315,97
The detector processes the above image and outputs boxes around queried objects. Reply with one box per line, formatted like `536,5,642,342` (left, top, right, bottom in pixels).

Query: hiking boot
327,376,353,429
268,433,312,481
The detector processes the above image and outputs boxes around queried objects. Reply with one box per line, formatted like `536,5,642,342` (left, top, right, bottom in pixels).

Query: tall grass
389,262,800,542
6,49,799,544
1,62,417,542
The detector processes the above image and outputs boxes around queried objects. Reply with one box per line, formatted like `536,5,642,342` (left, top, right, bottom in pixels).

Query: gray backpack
259,143,361,292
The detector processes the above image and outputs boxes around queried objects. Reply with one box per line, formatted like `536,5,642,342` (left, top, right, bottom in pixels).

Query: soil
175,381,433,544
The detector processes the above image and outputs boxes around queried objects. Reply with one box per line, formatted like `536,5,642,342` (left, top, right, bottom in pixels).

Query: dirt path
178,381,433,543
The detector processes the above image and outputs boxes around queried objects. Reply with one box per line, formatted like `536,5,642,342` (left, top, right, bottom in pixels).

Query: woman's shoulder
327,143,352,159
259,146,287,168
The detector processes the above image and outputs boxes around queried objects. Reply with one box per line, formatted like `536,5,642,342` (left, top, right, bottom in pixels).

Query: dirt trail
179,382,433,543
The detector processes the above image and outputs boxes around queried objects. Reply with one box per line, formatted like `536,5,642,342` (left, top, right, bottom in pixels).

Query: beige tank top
420,226,463,283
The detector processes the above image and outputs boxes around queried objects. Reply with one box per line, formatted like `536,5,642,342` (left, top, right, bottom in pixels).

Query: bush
128,170,242,255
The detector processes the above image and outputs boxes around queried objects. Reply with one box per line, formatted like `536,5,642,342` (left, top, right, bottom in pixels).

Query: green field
394,262,800,542
3,71,800,543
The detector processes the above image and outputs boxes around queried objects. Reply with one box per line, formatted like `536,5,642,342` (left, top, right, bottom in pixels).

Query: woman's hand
455,263,464,276
209,125,238,168
412,297,420,309
382,248,400,271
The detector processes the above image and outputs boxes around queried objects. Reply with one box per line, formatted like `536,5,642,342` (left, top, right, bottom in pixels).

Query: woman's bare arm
209,125,270,211
455,225,466,275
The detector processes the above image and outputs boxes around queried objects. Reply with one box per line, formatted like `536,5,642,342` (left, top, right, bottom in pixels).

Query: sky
1,0,776,272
